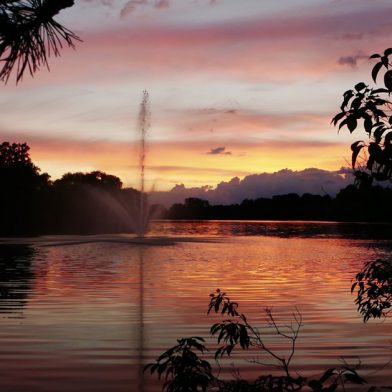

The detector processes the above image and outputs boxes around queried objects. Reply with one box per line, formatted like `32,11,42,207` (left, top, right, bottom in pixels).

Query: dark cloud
150,168,356,207
206,146,232,155
338,51,368,68
121,0,147,17
81,0,114,6
121,0,213,17
339,32,364,40
155,0,169,9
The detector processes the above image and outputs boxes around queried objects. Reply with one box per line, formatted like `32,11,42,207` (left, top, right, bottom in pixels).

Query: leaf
370,53,381,59
351,141,365,168
385,48,392,56
319,367,336,383
226,344,234,356
373,88,389,94
308,379,322,390
355,82,367,92
347,116,357,133
384,131,392,145
214,346,224,359
341,90,354,110
367,155,375,171
351,97,362,111
363,114,373,134
344,372,367,384
331,111,346,126
373,125,386,143
338,118,348,130
384,70,392,92
372,62,383,83
214,296,222,312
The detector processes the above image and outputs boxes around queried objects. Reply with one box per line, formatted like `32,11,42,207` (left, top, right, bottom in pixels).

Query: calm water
0,221,391,391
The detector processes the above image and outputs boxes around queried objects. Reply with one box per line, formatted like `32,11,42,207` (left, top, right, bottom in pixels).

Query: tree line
2,141,392,236
0,142,143,235
166,185,392,222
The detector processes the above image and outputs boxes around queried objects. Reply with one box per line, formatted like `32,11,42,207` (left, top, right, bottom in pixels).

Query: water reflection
151,220,392,240
138,247,146,392
0,245,35,318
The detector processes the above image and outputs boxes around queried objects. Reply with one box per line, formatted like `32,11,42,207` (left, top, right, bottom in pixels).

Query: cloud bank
149,168,354,207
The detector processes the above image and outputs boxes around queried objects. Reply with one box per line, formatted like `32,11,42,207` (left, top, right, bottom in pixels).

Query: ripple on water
0,221,391,391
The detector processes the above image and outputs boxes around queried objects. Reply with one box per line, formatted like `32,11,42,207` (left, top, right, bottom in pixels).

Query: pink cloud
120,0,147,18
16,3,392,87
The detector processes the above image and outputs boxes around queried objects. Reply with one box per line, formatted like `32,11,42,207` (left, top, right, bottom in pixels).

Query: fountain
0,91,224,247
134,90,150,238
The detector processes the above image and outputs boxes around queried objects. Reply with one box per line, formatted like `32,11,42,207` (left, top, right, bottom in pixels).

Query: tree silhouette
54,171,123,191
333,53,392,322
0,0,79,82
0,142,50,235
332,48,392,186
0,141,49,189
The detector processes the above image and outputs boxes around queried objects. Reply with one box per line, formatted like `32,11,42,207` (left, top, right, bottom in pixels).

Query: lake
0,221,391,391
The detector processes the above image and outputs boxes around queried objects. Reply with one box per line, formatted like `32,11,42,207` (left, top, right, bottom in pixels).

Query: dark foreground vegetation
2,141,392,236
147,289,391,392
149,48,392,392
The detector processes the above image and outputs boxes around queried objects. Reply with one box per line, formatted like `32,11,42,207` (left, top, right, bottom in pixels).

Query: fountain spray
136,90,150,237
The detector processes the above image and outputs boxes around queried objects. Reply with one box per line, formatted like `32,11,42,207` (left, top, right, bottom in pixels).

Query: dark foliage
0,142,51,235
0,142,148,235
148,290,383,392
3,142,392,236
0,0,79,82
352,258,392,322
145,337,214,392
333,48,392,185
167,187,392,222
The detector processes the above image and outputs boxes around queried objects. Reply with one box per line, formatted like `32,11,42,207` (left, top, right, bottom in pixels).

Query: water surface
0,221,391,391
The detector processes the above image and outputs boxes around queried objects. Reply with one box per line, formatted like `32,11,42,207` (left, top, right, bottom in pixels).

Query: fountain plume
135,90,150,237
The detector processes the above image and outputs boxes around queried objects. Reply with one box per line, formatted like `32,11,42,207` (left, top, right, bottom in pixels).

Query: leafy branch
332,48,392,184
147,289,384,392
145,337,214,392
352,259,392,322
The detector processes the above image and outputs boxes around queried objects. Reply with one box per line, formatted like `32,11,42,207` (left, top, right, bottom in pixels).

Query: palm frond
0,0,80,83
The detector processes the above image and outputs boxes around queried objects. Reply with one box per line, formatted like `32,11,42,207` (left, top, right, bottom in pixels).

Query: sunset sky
1,0,392,198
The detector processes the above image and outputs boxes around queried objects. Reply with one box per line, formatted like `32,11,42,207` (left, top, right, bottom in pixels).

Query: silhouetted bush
148,290,385,392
